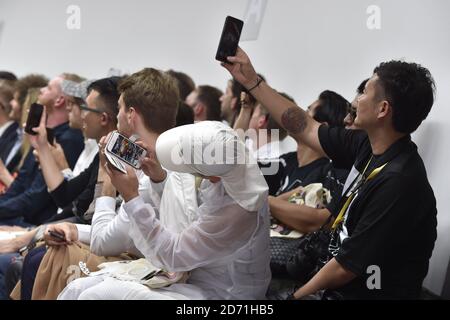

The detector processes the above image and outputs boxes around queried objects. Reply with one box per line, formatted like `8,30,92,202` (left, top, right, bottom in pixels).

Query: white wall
1,0,449,296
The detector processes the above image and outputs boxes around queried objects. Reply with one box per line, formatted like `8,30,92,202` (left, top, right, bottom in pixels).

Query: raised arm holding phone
221,48,325,157
221,43,437,300
27,106,65,192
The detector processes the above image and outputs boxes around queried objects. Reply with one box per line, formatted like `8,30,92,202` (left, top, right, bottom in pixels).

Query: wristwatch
18,241,36,256
18,225,45,256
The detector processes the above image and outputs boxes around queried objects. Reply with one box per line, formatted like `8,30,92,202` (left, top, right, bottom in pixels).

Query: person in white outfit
59,121,271,300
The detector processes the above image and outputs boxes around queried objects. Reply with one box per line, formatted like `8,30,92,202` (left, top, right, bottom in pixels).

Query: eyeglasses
79,104,105,114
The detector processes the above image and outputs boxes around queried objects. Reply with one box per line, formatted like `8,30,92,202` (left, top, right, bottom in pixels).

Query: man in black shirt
222,49,437,299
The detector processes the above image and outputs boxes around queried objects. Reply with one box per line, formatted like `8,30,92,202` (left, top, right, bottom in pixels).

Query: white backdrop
1,0,449,296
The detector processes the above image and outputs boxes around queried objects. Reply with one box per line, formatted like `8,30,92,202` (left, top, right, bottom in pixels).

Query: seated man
265,91,349,296
0,74,84,227
223,47,437,300
220,76,264,127
268,90,350,233
344,79,369,129
0,87,20,172
166,69,195,101
6,77,123,300
0,78,116,300
0,74,49,189
234,92,291,172
185,85,223,122
59,121,271,300
9,69,181,299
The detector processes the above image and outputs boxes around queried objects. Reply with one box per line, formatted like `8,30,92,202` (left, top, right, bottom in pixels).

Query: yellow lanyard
195,176,203,192
331,157,388,230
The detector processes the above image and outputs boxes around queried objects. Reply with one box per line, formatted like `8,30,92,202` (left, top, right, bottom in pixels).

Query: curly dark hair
374,61,435,134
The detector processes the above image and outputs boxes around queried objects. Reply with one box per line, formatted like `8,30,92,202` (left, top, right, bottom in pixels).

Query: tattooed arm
222,47,325,154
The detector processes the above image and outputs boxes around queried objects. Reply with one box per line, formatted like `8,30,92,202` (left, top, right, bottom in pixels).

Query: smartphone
215,16,244,63
48,230,66,242
25,103,44,135
46,128,55,146
105,131,147,171
105,151,127,174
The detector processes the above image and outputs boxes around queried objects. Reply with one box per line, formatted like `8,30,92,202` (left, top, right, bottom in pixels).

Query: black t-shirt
318,125,437,300
263,152,349,214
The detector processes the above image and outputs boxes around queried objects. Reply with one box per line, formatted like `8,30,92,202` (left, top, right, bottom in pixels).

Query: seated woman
59,121,271,300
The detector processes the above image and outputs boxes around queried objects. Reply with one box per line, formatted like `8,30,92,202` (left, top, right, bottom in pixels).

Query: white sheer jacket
123,179,271,300
87,171,199,256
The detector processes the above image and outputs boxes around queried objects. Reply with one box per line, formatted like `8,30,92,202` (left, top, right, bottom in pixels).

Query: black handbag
269,236,304,276
285,222,332,284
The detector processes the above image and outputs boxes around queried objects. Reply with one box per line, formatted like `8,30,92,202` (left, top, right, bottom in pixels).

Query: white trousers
58,276,207,300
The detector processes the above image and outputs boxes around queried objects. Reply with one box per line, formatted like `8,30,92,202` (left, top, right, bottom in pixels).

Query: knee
58,278,88,300
78,286,102,300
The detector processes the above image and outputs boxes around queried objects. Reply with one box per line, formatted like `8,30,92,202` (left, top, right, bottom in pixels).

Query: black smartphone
46,128,54,146
215,16,244,63
48,230,66,242
25,103,44,135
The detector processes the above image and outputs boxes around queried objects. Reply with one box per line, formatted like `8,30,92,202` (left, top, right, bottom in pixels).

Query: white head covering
156,121,268,212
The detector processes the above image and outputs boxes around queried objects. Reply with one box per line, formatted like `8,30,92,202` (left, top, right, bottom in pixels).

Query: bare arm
0,229,37,254
276,186,303,201
233,105,253,132
222,47,325,154
233,92,254,133
293,258,357,299
269,196,331,234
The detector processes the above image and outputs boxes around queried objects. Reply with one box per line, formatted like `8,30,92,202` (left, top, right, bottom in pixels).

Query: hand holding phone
46,128,55,146
105,131,147,173
105,152,127,174
48,230,66,242
25,103,44,135
215,16,244,63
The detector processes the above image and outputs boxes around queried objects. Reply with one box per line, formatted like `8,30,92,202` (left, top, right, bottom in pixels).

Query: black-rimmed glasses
79,104,105,114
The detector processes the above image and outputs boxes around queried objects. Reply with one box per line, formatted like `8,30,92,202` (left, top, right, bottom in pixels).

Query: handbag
270,236,304,276
269,183,330,277
285,225,332,284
